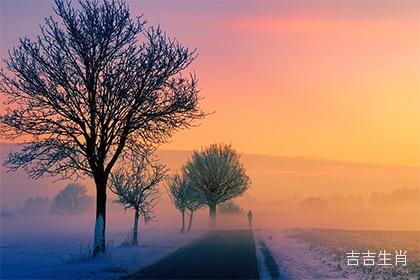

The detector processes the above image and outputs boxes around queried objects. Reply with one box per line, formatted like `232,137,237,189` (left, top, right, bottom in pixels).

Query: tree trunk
132,210,139,245
93,175,107,256
209,202,216,228
181,210,185,233
188,210,194,232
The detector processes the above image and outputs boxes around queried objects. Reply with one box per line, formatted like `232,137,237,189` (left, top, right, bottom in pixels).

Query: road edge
120,230,210,280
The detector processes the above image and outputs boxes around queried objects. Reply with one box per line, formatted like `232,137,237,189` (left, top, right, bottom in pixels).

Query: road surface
129,230,260,279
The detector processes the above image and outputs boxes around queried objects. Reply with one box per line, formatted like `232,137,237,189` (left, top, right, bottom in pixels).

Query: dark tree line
0,0,204,255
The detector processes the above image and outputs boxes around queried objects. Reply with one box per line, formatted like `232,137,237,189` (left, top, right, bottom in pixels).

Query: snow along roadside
1,229,206,279
256,229,363,280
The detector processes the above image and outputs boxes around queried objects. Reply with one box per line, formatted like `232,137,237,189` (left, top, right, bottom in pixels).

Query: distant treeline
369,188,420,205
1,183,93,217
298,188,419,214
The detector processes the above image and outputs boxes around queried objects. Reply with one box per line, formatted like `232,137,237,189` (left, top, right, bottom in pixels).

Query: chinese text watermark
346,250,407,267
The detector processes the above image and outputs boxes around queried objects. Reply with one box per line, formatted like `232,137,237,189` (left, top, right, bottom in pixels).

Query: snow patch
1,228,205,279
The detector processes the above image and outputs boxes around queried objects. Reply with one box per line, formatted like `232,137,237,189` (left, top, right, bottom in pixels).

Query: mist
1,143,419,236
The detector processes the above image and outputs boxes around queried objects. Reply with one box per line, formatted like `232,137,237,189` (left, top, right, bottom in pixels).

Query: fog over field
1,143,419,233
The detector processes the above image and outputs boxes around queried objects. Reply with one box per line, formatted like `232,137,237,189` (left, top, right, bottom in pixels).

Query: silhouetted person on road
247,210,253,228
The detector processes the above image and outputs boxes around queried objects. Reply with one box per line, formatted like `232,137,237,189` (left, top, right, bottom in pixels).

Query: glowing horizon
1,0,419,167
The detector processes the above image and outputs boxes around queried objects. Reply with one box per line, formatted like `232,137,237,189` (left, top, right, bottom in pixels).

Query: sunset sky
1,0,419,167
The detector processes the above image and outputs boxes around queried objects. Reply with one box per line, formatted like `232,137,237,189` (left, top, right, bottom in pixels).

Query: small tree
184,144,250,228
109,153,166,245
167,172,203,232
51,183,92,214
167,173,189,233
186,186,204,232
0,0,204,255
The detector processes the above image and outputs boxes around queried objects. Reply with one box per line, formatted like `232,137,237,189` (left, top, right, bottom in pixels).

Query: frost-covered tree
51,183,92,214
109,153,166,245
184,144,250,227
0,0,204,255
167,172,203,232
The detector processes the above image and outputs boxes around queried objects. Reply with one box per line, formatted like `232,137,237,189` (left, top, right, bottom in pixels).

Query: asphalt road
130,229,260,279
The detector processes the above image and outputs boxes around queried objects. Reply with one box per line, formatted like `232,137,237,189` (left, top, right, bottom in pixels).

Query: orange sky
1,0,419,167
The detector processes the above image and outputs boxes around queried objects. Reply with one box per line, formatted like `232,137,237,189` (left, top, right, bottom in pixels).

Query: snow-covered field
256,228,420,280
1,227,204,279
257,229,355,279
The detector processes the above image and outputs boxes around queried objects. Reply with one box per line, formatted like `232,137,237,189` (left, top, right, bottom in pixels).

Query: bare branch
0,0,205,182
109,152,166,223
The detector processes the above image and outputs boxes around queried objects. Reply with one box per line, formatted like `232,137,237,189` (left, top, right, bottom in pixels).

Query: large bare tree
184,144,250,228
0,0,204,255
109,152,166,245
